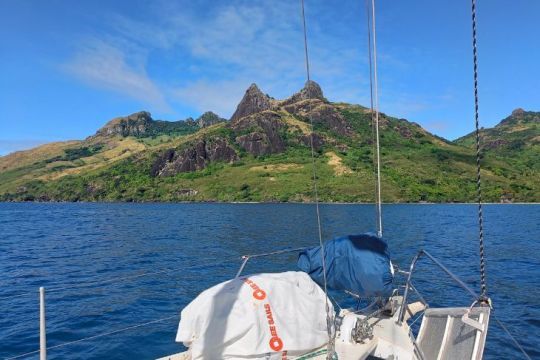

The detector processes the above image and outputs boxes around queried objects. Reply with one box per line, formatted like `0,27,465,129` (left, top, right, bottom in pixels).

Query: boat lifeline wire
5,315,179,360
299,0,334,357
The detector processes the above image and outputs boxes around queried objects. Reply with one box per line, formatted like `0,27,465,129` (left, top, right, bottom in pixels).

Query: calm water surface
0,203,538,359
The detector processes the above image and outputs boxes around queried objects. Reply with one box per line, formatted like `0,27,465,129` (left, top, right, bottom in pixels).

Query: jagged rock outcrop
94,111,226,138
196,111,226,128
283,100,353,137
96,111,153,137
454,108,540,151
231,111,286,156
224,81,350,156
281,80,326,106
299,133,325,151
151,138,238,176
230,84,273,123
499,108,539,126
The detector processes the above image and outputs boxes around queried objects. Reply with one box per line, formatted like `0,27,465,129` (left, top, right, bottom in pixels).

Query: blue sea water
0,203,538,359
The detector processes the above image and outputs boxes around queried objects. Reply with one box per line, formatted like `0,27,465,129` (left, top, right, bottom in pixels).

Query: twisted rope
471,0,487,300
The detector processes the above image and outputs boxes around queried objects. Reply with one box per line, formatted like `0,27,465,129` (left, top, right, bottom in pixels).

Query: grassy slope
454,110,539,201
0,105,538,202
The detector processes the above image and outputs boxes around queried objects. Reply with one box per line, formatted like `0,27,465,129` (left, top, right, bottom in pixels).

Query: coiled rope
470,0,487,301
300,0,334,357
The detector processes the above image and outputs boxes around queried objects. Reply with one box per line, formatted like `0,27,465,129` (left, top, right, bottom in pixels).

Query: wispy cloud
167,1,373,115
62,0,371,117
63,40,171,112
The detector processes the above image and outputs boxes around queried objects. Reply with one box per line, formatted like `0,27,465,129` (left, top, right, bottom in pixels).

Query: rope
368,0,383,238
0,258,236,301
5,314,178,360
470,0,487,300
242,246,312,259
491,311,532,360
300,0,333,357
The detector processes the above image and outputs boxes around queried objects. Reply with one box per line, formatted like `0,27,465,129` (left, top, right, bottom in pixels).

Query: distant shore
1,200,538,205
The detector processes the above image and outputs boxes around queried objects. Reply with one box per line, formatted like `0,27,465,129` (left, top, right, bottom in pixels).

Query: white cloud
165,1,369,114
63,40,171,112
63,0,371,116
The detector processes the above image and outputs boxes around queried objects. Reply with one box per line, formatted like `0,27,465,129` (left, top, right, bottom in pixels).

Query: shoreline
1,200,538,205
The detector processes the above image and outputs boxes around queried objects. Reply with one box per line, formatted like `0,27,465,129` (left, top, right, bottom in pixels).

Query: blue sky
0,0,538,155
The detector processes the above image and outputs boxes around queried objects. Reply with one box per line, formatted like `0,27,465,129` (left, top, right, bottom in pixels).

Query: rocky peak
230,83,272,123
196,111,225,128
96,111,154,137
511,108,525,117
282,80,326,105
498,108,539,127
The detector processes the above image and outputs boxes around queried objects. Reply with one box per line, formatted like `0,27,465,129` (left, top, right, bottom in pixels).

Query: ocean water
0,203,538,359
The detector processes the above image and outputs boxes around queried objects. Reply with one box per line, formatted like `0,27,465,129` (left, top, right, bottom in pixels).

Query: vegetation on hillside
0,86,537,203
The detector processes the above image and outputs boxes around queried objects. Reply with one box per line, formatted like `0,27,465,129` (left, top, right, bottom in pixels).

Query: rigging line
300,0,333,357
370,0,383,238
0,257,237,301
365,0,378,234
491,311,532,360
470,0,487,299
5,314,178,360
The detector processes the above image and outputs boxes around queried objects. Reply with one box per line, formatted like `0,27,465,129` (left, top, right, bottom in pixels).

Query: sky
0,0,538,155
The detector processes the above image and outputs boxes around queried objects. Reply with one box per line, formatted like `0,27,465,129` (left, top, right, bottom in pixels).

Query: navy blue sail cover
297,233,393,298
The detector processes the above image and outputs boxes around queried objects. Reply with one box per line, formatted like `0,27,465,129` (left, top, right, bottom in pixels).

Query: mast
367,0,383,238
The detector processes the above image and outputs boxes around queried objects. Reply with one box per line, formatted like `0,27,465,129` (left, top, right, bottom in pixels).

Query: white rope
299,1,333,357
5,314,178,360
370,0,383,238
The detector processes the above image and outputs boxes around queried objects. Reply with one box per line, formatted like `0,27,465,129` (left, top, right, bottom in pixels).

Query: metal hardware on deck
352,318,373,343
235,246,311,278
408,282,428,308
235,256,250,278
39,287,46,360
398,250,480,325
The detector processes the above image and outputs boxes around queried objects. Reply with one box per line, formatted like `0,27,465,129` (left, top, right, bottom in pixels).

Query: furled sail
297,233,393,298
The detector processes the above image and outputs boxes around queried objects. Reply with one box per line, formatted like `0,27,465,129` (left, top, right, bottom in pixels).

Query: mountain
94,111,226,138
453,109,539,201
0,83,538,203
455,108,539,151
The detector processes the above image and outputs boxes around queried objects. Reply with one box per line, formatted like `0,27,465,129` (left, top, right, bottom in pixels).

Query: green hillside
454,108,539,201
1,83,538,203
